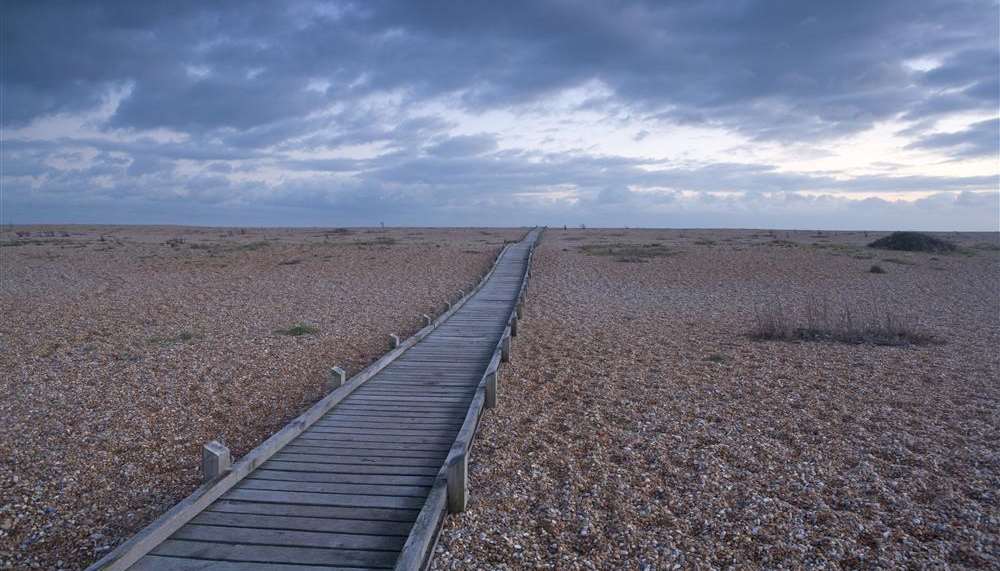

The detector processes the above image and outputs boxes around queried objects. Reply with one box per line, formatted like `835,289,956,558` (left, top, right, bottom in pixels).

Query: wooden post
516,300,523,318
389,334,400,349
201,441,231,483
510,316,518,337
422,314,432,327
484,369,498,409
446,453,468,513
501,334,511,363
328,366,346,391
445,301,452,311
458,289,465,298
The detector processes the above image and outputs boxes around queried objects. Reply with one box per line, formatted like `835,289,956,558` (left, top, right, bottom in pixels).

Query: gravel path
0,225,522,570
433,229,1000,570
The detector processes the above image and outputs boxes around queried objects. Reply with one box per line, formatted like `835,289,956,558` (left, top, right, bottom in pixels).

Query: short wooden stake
501,334,511,363
422,313,432,327
516,301,523,318
484,370,498,409
445,301,452,311
511,316,518,337
328,366,346,391
202,441,231,483
458,289,465,298
447,453,468,513
389,334,400,349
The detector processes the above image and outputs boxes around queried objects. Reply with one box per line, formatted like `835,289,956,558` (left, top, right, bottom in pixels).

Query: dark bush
868,231,956,253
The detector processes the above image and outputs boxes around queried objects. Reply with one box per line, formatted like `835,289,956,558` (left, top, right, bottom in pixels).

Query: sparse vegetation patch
580,242,674,262
149,330,203,346
751,297,939,346
275,322,319,336
351,236,398,247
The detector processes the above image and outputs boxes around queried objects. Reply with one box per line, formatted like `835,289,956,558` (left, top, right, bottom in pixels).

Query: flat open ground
433,229,1000,569
0,225,523,570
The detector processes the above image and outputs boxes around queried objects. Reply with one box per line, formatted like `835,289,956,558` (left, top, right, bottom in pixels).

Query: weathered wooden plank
305,426,458,437
349,389,475,399
338,400,470,411
191,511,413,536
209,499,419,522
292,440,453,452
273,453,444,467
223,488,425,510
291,438,452,452
282,445,448,460
262,461,439,476
335,402,469,411
172,524,407,551
318,412,465,423
330,407,466,418
130,555,356,571
345,395,471,405
238,478,431,498
308,420,461,430
298,432,455,445
250,470,434,487
151,540,398,568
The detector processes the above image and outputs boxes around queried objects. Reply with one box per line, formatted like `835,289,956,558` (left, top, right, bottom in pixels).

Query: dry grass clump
751,296,939,346
579,242,673,262
353,236,397,246
274,322,319,336
869,231,956,253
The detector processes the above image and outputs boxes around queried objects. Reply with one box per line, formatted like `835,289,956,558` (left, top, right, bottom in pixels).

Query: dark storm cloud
5,0,997,140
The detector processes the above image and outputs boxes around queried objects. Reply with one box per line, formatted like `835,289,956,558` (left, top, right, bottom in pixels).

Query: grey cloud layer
2,0,998,228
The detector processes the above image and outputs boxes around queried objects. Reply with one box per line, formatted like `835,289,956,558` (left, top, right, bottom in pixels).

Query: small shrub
276,323,319,336
869,264,886,274
868,231,956,253
705,353,727,363
278,258,303,265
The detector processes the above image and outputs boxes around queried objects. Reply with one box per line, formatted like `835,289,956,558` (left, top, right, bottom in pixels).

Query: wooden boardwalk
91,229,540,571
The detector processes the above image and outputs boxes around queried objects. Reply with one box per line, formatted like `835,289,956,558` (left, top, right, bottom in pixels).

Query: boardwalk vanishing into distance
89,229,541,571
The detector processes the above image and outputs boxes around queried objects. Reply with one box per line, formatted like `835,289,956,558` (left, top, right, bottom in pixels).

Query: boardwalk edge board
85,234,528,571
394,229,542,571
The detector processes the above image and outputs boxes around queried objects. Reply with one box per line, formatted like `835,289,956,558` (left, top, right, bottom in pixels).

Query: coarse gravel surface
433,228,1000,570
0,225,523,570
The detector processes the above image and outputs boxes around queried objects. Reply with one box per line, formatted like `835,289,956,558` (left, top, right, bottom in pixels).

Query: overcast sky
3,1,998,229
